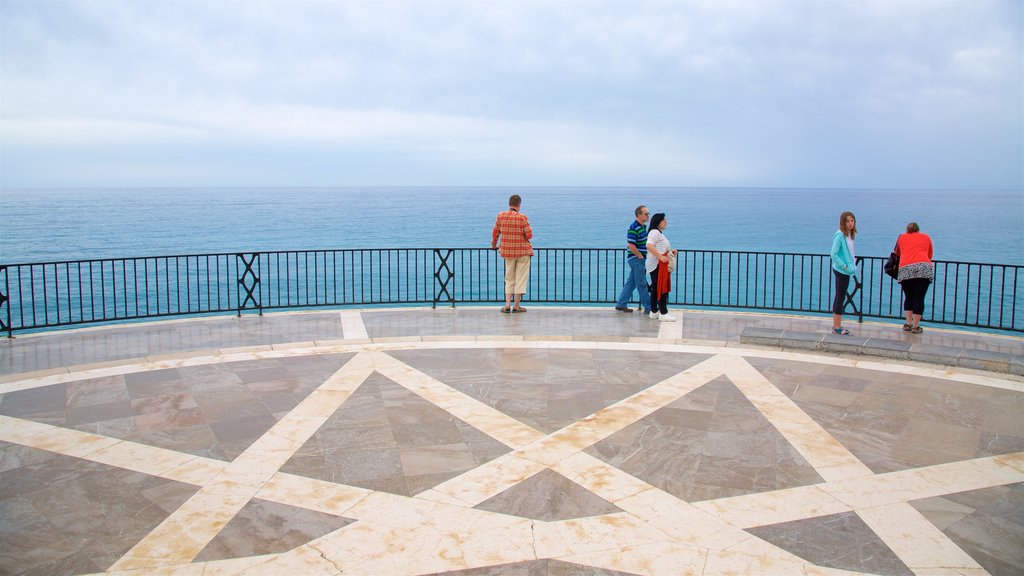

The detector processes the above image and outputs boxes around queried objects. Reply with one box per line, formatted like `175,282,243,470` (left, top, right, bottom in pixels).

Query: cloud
1,0,1021,188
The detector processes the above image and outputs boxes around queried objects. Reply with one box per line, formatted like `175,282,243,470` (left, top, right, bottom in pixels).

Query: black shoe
614,306,634,313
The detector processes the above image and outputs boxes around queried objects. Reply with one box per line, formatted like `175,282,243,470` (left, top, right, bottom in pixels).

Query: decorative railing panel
2,249,1021,334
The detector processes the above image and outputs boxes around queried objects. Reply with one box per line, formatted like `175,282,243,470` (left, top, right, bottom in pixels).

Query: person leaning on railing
894,222,934,334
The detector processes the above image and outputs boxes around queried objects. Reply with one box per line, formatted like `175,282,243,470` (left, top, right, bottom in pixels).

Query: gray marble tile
282,373,510,497
0,444,197,573
194,498,355,562
913,483,1024,576
475,469,621,522
586,376,822,502
747,512,913,576
387,348,712,434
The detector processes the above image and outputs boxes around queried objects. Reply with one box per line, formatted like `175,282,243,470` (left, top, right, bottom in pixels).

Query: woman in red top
893,222,934,334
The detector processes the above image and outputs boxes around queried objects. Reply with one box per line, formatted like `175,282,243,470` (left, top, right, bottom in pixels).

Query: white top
645,229,671,273
846,236,855,261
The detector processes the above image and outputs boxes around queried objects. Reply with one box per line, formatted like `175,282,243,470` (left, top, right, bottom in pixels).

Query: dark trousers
832,269,851,315
901,278,931,316
649,268,669,314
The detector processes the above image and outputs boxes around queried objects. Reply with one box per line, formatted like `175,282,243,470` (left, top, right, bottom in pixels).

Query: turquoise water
1,187,1021,264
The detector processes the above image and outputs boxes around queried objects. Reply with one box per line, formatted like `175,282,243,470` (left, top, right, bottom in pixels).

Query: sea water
1,187,1021,265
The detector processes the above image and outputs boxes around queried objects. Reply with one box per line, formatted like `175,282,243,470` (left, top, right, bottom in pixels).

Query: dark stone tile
0,383,68,419
194,498,355,562
209,412,280,460
475,469,621,522
0,441,59,474
913,483,1024,576
123,367,182,386
0,446,198,573
587,377,821,502
65,398,135,426
747,512,913,576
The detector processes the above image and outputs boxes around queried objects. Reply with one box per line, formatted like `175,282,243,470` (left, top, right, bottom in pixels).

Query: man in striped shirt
614,205,651,314
491,194,534,313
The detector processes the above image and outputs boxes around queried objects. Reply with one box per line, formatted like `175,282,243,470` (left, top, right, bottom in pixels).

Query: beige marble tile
702,547,818,576
558,541,707,576
857,502,984,571
553,452,653,503
104,562,207,575
163,456,228,486
257,472,371,516
995,451,1024,473
693,484,851,529
90,439,202,477
422,454,547,506
339,311,368,340
534,513,666,559
917,454,1024,497
111,491,252,569
613,487,749,550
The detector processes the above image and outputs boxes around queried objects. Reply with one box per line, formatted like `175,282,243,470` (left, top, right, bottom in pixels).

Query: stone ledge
908,344,962,366
739,326,1015,374
958,348,1015,373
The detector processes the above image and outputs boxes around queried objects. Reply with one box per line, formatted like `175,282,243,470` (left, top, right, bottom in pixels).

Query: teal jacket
830,230,858,277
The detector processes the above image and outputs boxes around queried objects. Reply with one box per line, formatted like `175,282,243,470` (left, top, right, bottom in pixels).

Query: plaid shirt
491,208,534,259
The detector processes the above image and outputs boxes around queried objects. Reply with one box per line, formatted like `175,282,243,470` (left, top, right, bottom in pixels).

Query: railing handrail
4,247,1019,268
4,248,1020,269
2,247,1021,335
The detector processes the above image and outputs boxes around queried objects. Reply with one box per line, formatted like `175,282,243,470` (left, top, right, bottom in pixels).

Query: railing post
236,253,263,316
856,257,864,324
432,249,455,309
1,265,10,337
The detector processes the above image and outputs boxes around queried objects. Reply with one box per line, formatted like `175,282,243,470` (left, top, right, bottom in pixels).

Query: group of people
830,211,934,335
491,195,935,333
612,205,678,321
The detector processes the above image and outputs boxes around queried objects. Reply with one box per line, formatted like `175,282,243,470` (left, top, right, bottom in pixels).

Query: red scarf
655,260,671,301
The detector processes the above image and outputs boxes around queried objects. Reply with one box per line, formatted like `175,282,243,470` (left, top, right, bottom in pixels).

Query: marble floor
0,307,1022,575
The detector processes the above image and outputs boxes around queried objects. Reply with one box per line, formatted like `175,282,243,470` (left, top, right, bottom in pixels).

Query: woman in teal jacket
830,211,858,335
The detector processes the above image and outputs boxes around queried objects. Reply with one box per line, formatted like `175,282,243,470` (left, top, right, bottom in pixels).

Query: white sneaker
659,313,677,322
649,312,659,319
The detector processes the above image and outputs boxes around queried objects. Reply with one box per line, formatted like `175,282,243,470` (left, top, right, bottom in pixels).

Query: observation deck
1,306,1022,575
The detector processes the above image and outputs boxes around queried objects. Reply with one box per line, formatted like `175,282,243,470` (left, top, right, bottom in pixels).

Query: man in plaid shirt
491,194,533,313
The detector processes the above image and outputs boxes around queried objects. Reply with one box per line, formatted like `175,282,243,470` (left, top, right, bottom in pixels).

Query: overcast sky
1,0,1021,189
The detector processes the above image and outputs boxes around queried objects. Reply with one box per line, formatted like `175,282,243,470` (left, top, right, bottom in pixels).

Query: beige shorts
504,256,531,295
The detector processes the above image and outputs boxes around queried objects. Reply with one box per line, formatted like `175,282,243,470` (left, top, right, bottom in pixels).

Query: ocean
1,187,1022,265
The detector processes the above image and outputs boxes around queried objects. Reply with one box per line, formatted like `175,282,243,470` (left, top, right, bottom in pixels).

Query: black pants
901,278,931,316
649,268,669,314
832,270,851,315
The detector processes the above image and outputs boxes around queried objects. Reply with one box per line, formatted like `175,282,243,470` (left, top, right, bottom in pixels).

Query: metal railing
2,248,1021,335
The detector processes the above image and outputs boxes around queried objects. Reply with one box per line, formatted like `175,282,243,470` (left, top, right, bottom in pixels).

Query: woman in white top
645,213,677,322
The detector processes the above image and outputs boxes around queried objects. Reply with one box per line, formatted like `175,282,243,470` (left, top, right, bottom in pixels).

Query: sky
1,0,1021,190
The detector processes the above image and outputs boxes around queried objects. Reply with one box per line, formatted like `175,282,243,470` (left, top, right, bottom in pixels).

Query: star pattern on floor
1,329,1023,575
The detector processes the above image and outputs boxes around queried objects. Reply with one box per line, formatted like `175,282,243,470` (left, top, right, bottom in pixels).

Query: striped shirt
626,220,648,261
492,208,534,259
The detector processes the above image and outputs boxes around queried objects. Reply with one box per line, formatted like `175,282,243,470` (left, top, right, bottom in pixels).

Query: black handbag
884,244,900,280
